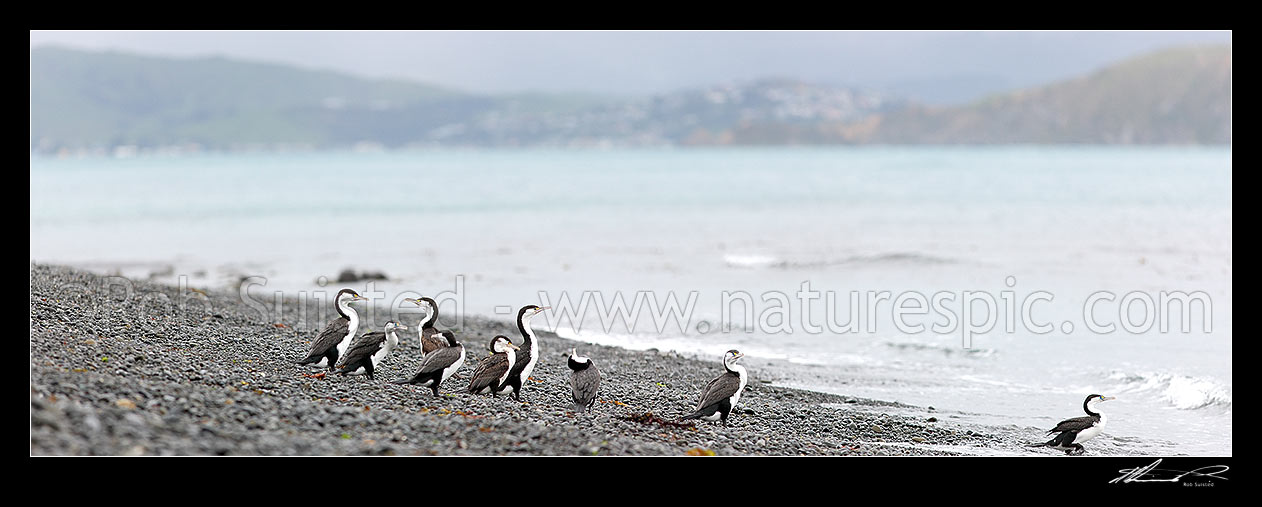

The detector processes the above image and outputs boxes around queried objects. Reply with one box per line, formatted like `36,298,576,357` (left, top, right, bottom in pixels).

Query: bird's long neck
514,315,535,358
1084,399,1101,418
335,294,350,319
518,315,536,347
378,329,399,359
727,362,746,379
339,299,359,331
336,303,359,354
421,303,438,330
385,328,400,350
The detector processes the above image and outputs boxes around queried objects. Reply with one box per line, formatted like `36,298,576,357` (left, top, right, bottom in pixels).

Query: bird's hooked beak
536,306,551,315
395,324,409,331
351,294,369,302
1101,396,1116,402
507,343,521,351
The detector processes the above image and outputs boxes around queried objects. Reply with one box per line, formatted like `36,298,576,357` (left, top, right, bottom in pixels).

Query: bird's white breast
443,348,466,383
370,332,398,368
1073,414,1106,444
337,310,360,355
520,343,539,381
729,365,748,408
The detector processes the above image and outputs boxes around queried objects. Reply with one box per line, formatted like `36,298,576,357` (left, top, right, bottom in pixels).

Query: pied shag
391,331,467,396
333,320,406,380
679,350,748,425
402,296,447,354
1031,394,1116,455
567,348,600,413
467,336,520,395
294,289,368,369
499,305,548,401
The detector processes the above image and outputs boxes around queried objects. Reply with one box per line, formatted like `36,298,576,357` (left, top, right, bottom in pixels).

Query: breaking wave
723,254,780,268
1108,371,1232,411
883,340,998,359
724,252,958,269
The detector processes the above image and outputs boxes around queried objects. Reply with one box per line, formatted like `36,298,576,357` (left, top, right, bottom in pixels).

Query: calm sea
30,147,1232,455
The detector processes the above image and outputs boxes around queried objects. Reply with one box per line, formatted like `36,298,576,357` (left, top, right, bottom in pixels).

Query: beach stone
30,264,1011,456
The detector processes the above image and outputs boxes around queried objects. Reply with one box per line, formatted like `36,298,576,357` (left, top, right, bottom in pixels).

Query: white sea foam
881,339,998,359
723,254,779,268
551,326,875,367
1108,371,1232,410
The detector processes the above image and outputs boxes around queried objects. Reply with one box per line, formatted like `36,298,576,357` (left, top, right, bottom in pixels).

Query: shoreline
32,263,1031,456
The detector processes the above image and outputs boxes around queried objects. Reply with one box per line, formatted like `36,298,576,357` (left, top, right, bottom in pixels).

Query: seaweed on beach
620,411,696,430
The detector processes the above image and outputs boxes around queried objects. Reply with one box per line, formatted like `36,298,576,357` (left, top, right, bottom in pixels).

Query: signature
1110,459,1229,484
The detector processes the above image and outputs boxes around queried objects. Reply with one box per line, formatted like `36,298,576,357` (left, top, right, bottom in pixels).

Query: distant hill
30,44,1230,152
854,45,1232,144
30,46,493,151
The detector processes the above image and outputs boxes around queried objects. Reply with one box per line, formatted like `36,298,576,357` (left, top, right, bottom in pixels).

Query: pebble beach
30,264,1037,456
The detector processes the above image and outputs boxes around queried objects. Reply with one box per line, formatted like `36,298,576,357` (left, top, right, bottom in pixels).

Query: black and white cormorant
402,296,446,354
391,331,467,396
679,350,748,425
500,305,548,401
567,348,600,413
294,289,369,369
467,336,520,395
1031,394,1116,455
332,321,406,380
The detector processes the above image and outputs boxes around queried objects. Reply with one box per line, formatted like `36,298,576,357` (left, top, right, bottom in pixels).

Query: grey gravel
31,264,1024,456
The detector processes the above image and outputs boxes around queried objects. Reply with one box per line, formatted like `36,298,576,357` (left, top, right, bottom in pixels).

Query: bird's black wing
468,353,510,392
336,332,385,369
1049,415,1099,434
695,371,741,411
416,345,463,375
307,317,350,355
570,364,600,406
506,340,532,378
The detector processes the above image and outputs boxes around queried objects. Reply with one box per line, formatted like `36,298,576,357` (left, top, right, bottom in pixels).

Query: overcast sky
29,30,1231,104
